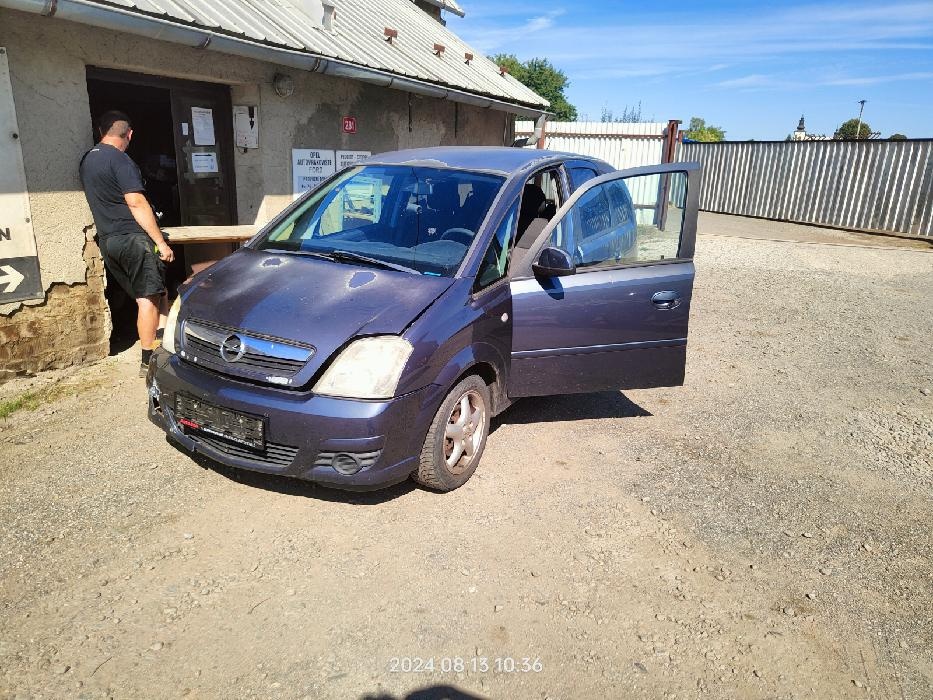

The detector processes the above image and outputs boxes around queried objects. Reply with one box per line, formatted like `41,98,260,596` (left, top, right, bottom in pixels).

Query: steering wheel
438,227,475,246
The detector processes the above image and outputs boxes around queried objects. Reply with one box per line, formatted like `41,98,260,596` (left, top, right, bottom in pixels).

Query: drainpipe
0,0,547,118
534,113,547,149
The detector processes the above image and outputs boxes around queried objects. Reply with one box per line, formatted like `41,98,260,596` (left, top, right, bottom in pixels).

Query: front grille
185,335,306,376
314,450,382,469
182,319,314,380
189,432,299,468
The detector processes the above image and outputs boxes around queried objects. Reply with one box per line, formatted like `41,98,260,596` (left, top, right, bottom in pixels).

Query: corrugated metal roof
85,0,547,109
415,0,465,19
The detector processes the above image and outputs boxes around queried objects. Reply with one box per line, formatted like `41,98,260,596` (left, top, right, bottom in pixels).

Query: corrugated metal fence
676,140,933,237
514,121,671,169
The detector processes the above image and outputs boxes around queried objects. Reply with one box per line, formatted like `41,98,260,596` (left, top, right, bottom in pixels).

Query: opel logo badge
219,334,246,362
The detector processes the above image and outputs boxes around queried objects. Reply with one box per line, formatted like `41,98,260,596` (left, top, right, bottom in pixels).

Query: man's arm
125,192,174,263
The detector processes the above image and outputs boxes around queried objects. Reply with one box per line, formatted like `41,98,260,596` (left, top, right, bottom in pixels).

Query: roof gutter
1,0,548,118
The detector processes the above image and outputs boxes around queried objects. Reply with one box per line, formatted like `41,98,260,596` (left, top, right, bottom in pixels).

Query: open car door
507,162,701,398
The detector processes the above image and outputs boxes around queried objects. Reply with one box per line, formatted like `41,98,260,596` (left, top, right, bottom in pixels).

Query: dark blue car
147,147,700,491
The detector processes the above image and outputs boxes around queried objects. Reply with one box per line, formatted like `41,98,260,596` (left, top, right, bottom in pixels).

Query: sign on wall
292,149,336,198
0,47,42,305
233,105,259,149
336,150,371,170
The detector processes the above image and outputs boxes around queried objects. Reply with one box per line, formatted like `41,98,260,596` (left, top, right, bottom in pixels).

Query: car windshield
253,165,505,276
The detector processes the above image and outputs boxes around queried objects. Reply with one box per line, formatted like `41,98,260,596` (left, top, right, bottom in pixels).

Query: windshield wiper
262,247,331,261
330,250,420,275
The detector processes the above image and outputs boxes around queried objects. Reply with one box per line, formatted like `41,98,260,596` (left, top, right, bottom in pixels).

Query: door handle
651,290,681,310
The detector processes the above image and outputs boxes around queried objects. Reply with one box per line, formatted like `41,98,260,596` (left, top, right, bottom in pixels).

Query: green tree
491,53,578,121
889,133,907,140
835,118,872,139
684,117,725,142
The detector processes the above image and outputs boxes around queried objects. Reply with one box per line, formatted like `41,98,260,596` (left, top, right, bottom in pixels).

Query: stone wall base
0,241,110,384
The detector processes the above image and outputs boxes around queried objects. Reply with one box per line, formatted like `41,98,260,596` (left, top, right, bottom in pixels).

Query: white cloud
714,74,775,89
823,71,933,85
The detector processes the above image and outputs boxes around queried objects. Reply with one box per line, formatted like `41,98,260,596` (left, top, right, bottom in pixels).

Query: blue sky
448,1,933,140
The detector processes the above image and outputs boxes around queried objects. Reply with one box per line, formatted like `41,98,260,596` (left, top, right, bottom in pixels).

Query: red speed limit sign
342,116,357,133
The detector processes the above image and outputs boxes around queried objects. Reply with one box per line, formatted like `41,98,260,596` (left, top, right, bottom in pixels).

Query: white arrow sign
0,264,25,293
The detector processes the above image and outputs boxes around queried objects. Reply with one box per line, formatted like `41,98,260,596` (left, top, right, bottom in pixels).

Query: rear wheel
414,375,490,491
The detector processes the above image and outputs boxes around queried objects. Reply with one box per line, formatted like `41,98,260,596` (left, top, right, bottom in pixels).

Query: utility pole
855,99,867,140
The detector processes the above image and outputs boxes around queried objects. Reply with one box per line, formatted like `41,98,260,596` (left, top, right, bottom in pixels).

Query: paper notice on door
191,151,219,173
181,122,189,136
191,107,215,146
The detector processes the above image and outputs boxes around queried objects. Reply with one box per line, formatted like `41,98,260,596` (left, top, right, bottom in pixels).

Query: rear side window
568,166,599,191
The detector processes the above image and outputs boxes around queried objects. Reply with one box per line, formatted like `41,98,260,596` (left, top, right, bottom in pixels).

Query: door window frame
509,162,701,281
473,197,520,294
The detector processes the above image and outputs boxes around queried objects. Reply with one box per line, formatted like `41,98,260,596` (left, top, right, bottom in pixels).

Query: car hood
178,248,453,386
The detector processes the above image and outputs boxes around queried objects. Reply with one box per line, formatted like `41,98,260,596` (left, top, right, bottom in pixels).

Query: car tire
414,374,491,492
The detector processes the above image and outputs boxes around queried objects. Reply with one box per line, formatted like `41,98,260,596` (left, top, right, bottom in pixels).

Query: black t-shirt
79,143,147,239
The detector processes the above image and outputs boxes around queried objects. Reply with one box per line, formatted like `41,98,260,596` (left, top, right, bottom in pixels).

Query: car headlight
163,297,181,354
313,336,413,399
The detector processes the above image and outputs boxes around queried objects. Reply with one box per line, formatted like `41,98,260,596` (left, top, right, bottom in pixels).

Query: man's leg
137,294,162,376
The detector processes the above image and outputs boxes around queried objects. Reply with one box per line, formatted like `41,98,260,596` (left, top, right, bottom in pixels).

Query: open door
507,162,701,398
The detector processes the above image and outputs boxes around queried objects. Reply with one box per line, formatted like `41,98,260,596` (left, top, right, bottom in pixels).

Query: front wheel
414,375,490,491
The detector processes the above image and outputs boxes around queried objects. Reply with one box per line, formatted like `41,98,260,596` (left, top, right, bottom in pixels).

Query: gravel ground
1,226,931,700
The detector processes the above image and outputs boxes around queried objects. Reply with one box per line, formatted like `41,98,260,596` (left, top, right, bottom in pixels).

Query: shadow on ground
493,390,651,429
361,686,485,700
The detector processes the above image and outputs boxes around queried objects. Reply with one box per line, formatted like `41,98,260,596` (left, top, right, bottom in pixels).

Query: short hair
98,110,132,138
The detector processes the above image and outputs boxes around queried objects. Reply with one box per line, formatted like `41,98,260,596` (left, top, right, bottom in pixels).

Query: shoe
139,361,149,378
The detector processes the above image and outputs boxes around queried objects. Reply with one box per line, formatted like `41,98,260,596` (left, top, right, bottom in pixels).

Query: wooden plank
162,225,257,244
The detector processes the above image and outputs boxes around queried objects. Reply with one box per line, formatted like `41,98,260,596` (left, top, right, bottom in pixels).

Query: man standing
80,111,174,376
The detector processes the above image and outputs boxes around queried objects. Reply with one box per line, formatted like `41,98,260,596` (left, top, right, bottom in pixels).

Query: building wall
0,8,512,381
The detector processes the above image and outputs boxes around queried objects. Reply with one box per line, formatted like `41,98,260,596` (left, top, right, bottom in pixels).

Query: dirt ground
1,218,932,699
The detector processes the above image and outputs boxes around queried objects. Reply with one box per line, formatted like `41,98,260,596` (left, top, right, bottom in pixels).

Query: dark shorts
100,233,166,299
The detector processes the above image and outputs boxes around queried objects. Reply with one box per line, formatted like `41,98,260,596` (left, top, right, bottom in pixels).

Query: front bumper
146,349,442,490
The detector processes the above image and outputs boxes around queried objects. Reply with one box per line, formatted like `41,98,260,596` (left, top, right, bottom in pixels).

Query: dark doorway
85,68,237,353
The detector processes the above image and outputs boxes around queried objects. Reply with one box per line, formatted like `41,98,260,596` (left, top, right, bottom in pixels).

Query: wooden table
161,225,259,275
162,225,258,244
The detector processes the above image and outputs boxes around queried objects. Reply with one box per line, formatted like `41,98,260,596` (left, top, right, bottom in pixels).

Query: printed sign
191,152,219,173
336,150,371,170
0,47,42,304
191,106,216,146
233,105,259,149
342,116,357,134
292,149,336,198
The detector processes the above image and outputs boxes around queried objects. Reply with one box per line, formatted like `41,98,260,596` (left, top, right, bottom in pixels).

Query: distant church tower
792,115,807,141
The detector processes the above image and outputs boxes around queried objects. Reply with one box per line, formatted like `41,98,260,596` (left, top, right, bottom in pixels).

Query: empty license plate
174,394,265,450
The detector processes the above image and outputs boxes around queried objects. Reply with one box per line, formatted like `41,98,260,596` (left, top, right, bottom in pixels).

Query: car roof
362,146,608,176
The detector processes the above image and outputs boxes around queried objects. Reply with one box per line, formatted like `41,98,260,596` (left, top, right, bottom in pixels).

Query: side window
568,166,599,191
553,171,687,269
475,200,518,290
624,171,686,263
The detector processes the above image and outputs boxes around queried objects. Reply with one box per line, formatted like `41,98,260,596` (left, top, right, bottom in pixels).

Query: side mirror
532,246,576,277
